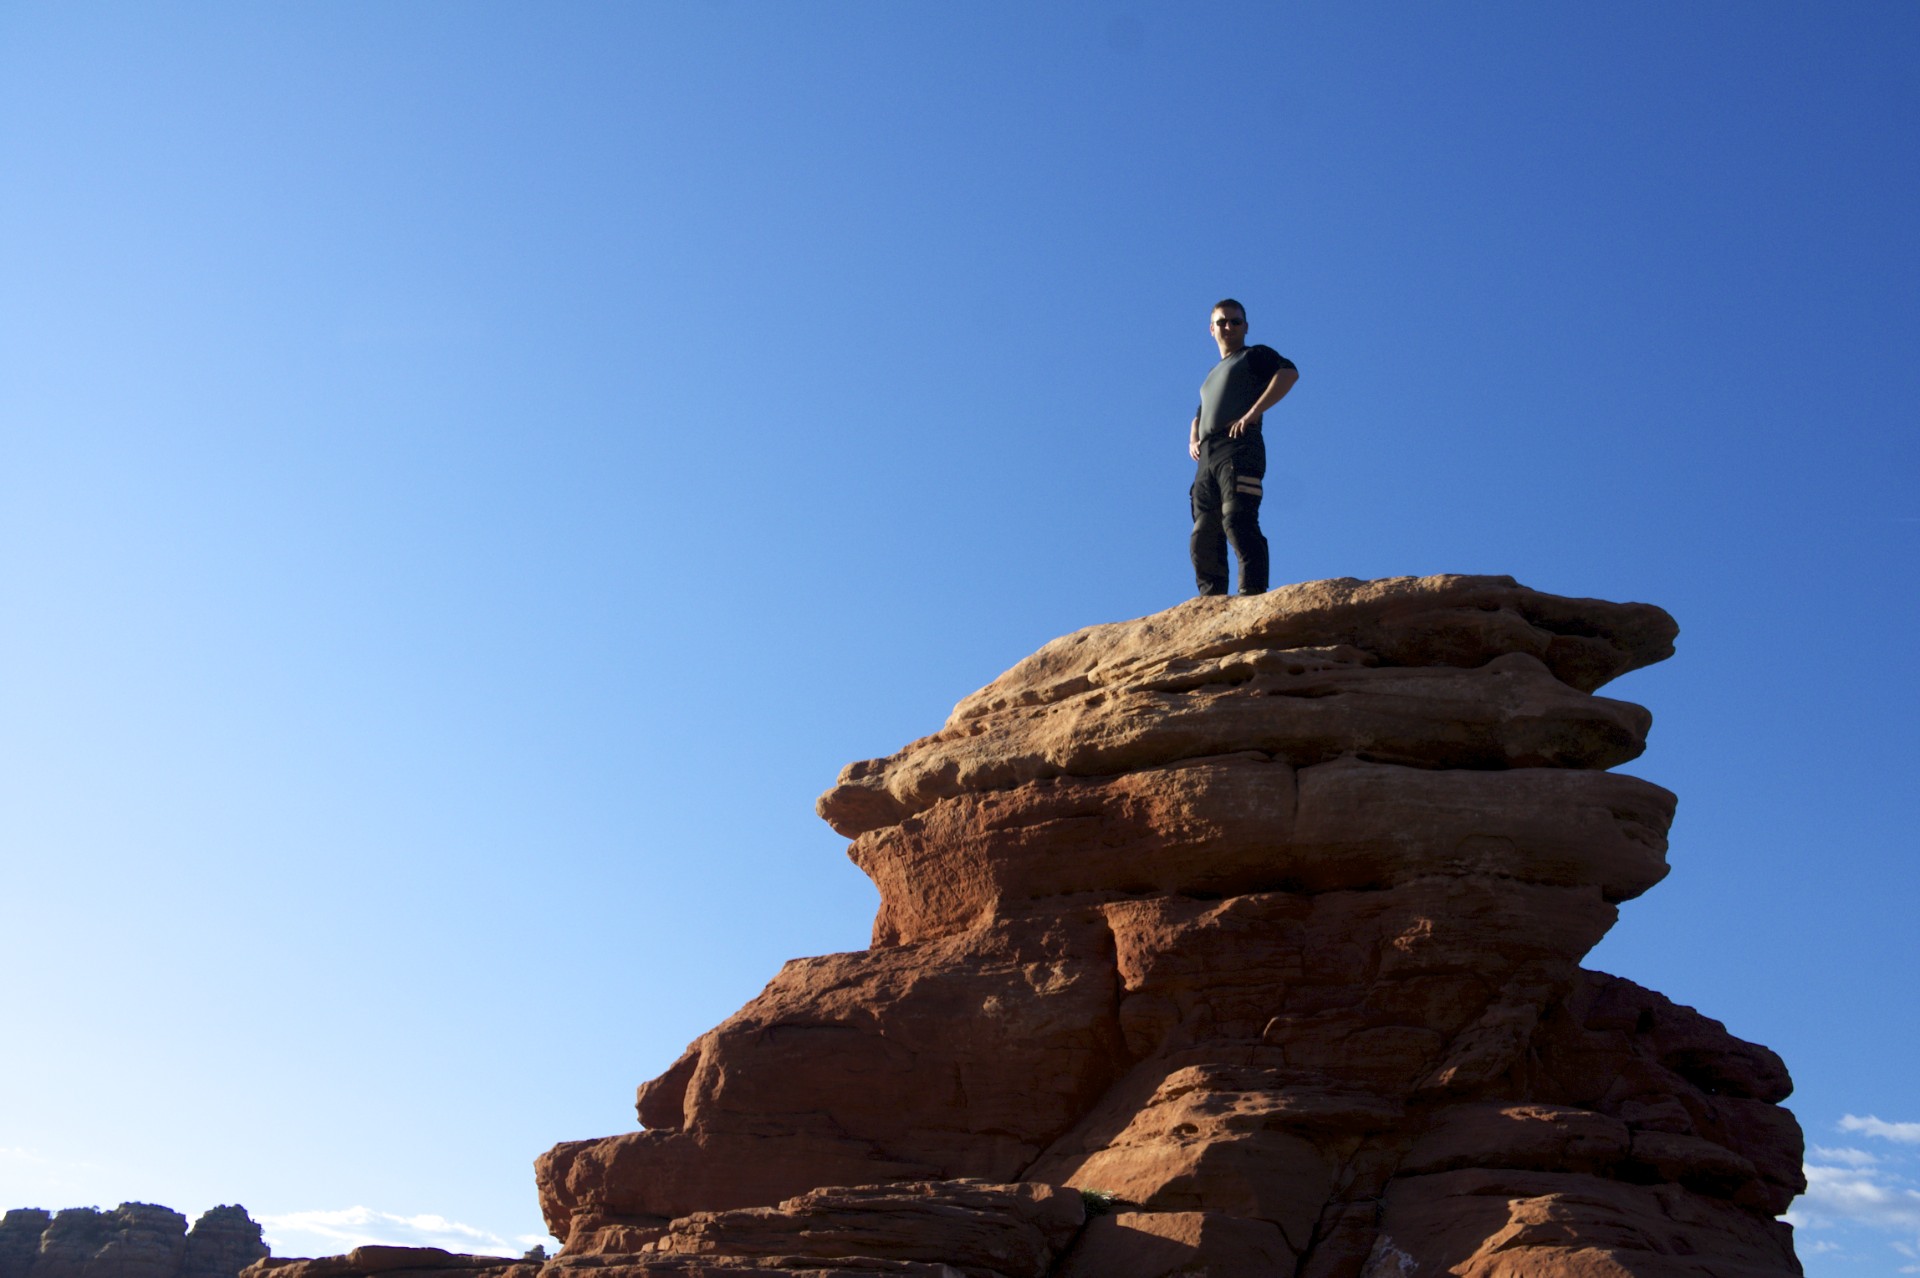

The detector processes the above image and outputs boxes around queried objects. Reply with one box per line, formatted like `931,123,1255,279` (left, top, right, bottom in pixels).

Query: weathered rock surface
520,575,1800,1276
181,1209,270,1278
0,1206,266,1278
262,575,1802,1277
247,1248,533,1278
0,1213,52,1278
247,1183,1080,1278
816,576,1674,839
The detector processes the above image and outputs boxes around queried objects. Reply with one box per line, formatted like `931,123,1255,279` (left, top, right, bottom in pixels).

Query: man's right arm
1188,411,1201,461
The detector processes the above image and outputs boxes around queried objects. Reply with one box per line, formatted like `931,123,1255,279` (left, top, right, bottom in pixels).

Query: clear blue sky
3,3,1916,1272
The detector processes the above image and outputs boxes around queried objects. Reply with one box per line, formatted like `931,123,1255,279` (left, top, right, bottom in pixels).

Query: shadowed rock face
268,575,1798,1277
516,575,1803,1277
0,1206,266,1278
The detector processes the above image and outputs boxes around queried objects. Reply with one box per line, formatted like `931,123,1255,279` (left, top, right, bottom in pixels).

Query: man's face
1211,307,1247,354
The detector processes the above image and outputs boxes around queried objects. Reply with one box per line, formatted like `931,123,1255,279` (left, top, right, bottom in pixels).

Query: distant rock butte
272,576,1806,1276
0,1205,266,1278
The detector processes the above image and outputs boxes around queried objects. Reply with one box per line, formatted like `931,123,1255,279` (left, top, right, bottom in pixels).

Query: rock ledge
264,576,1805,1278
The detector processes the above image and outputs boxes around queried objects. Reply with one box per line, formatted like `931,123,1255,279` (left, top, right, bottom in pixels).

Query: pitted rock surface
524,576,1800,1276
259,575,1800,1278
1,1206,266,1278
817,576,1675,837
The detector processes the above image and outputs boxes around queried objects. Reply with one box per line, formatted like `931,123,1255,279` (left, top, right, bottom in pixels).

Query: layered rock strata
523,575,1803,1276
0,1205,266,1278
273,574,1798,1277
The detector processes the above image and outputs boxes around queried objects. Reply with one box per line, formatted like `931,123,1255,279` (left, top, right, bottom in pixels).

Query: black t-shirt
1197,344,1295,445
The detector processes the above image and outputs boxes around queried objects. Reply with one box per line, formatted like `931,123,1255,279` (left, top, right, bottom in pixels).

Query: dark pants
1190,436,1268,596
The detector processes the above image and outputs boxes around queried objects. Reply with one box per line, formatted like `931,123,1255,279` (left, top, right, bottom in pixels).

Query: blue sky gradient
3,4,1917,1272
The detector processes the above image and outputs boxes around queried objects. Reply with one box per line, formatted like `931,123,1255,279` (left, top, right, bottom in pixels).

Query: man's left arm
1227,365,1300,438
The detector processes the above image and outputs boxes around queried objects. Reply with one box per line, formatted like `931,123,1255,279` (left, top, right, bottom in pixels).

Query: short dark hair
1212,298,1246,317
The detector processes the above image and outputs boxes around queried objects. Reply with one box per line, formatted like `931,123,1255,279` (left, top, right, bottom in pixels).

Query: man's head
1210,299,1248,356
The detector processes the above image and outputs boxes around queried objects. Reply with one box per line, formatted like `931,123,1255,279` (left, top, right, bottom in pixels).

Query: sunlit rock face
506,575,1802,1276
0,1205,266,1278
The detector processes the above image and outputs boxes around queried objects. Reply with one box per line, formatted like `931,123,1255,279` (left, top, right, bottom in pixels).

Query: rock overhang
819,575,1676,840
518,574,1803,1278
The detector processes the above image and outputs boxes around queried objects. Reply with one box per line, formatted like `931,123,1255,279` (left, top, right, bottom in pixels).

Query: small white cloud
256,1207,553,1260
1797,1166,1920,1232
1812,1145,1884,1168
1841,1115,1920,1145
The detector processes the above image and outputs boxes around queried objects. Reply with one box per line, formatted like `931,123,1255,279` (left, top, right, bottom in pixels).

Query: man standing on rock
1188,298,1298,596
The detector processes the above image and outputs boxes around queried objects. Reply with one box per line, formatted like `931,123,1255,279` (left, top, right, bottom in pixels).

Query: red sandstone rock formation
0,1205,267,1278
524,575,1803,1276
268,574,1809,1277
